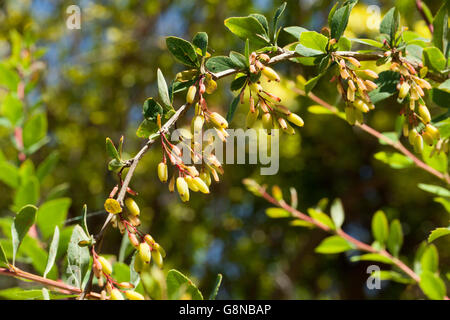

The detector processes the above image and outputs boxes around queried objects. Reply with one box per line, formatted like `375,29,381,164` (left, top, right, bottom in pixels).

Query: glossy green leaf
283,26,308,40
224,16,270,47
192,32,208,56
368,71,400,103
387,219,403,257
417,183,450,197
206,56,236,73
157,68,172,110
351,38,384,48
307,208,335,230
230,75,247,91
11,205,37,265
419,271,446,300
295,31,328,57
80,204,89,238
420,244,439,273
289,220,315,228
380,7,399,43
142,97,163,122
105,138,120,161
371,270,414,284
23,113,47,150
136,119,159,140
0,287,76,300
209,273,222,300
272,2,287,42
330,0,357,41
165,36,199,68
428,227,450,243
315,235,354,254
0,161,19,188
423,47,446,72
265,207,291,218
0,63,20,90
350,253,393,264
1,94,23,126
36,198,71,240
432,2,449,54
330,198,345,229
371,210,389,245
229,51,247,69
36,151,59,182
226,96,240,123
304,73,325,94
166,269,203,300
374,151,413,169
43,226,59,278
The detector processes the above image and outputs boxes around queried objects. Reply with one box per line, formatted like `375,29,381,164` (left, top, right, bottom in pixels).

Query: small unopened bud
354,109,364,124
128,232,140,249
97,256,112,275
209,112,228,129
191,115,205,135
205,77,217,94
408,128,418,145
246,108,259,128
128,215,141,227
287,113,304,127
354,99,369,113
117,282,134,289
104,198,122,215
398,82,410,99
346,57,361,68
144,234,155,246
157,162,168,183
362,69,379,79
111,288,124,300
402,122,409,137
262,113,272,131
262,66,280,82
425,124,440,140
199,171,211,187
125,290,145,300
134,254,144,273
152,250,164,268
168,174,175,192
348,79,356,91
422,131,434,146
186,85,197,104
418,105,431,123
185,175,199,192
339,68,350,79
193,177,210,194
414,134,424,153
154,242,166,258
125,198,140,217
176,177,190,202
347,86,355,101
249,82,263,94
138,242,151,264
259,53,270,62
364,80,378,91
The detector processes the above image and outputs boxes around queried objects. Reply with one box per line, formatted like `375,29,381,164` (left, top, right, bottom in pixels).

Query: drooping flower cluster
333,55,378,125
245,52,305,134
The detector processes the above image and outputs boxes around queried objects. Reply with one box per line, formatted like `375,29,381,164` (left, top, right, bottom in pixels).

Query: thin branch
0,266,102,299
291,85,450,185
416,0,434,34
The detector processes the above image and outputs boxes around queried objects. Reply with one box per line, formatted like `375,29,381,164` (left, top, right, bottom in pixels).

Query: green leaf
419,271,446,300
11,205,37,265
315,235,354,254
330,198,345,229
13,177,39,211
230,75,247,91
129,252,141,288
166,269,203,300
36,151,59,182
368,71,400,104
330,0,357,41
430,87,450,108
432,2,449,54
304,73,325,94
307,208,335,230
229,51,247,69
192,32,208,56
0,241,8,266
224,16,270,47
165,36,199,68
0,63,20,90
380,7,399,44
157,69,173,112
142,97,163,122
371,210,389,245
0,161,19,188
265,207,291,218
337,36,352,51
378,132,399,146
371,270,414,284
283,26,308,40
295,31,328,57
417,183,450,197
105,138,120,161
422,143,447,174
351,38,384,48
136,119,159,140
226,96,240,123
428,227,450,243
273,2,287,42
250,14,269,36
423,47,446,72
0,287,76,300
438,79,450,93
350,253,393,264
36,198,71,240
420,244,439,273
43,226,59,278
23,113,47,150
387,219,403,257
206,56,236,73
80,204,89,238
374,151,413,169
1,94,23,126
209,273,223,300
433,197,450,213
289,220,315,228
66,225,90,289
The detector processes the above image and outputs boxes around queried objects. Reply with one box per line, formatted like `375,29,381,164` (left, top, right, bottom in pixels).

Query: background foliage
0,0,448,299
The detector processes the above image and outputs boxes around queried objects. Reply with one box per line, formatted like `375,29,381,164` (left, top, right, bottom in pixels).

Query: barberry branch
291,85,450,185
416,0,434,34
256,184,450,299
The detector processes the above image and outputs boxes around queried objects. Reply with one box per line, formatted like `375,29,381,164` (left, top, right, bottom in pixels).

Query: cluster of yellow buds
389,56,439,153
334,56,378,125
245,81,304,134
133,233,166,272
93,255,145,300
104,197,141,233
249,52,280,82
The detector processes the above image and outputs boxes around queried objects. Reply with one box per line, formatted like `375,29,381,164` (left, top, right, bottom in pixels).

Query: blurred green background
0,0,448,299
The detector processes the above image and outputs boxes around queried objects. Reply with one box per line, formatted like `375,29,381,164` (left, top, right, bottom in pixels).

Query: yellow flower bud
128,232,140,249
209,112,228,129
154,242,166,258
418,105,431,123
246,109,259,128
354,99,369,113
118,282,134,289
414,134,424,153
204,75,217,94
193,177,210,194
176,177,190,202
104,198,122,214
185,175,199,192
186,85,197,104
157,162,168,183
287,113,304,127
191,115,205,135
125,198,140,217
422,131,434,146
199,171,211,187
347,86,355,101
134,254,144,273
362,69,379,79
152,249,164,268
128,215,141,227
110,288,124,300
348,79,356,91
402,122,409,137
398,82,410,99
346,57,361,68
144,234,155,246
425,124,440,140
261,66,280,82
168,174,175,192
138,242,151,264
354,109,364,124
282,122,296,135
408,128,418,145
125,290,145,300
249,82,263,94
364,80,378,91
262,113,272,130
97,256,112,275
277,117,288,130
